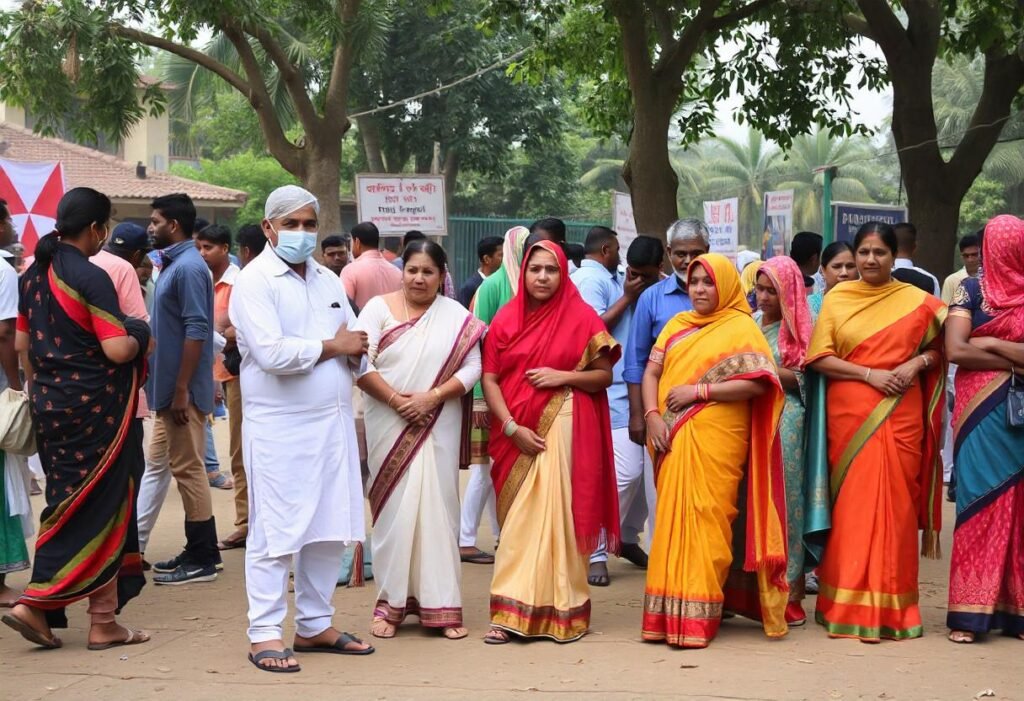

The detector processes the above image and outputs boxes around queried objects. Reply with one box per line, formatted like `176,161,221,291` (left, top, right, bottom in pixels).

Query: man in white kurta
229,186,373,673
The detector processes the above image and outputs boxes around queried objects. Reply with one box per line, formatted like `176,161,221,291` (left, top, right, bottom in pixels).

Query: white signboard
702,197,739,262
761,189,794,259
612,191,638,253
355,174,447,235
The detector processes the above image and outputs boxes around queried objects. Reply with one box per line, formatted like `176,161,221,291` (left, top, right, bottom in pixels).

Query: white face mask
271,226,317,264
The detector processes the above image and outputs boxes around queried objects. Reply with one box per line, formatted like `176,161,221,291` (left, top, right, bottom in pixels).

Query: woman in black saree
1,188,151,650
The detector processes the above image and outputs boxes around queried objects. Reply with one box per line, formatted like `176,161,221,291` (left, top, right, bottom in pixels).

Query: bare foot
370,617,397,639
2,603,61,648
483,628,510,644
443,626,468,640
88,623,150,650
295,627,373,652
587,561,610,587
250,640,299,671
0,584,21,607
948,630,975,644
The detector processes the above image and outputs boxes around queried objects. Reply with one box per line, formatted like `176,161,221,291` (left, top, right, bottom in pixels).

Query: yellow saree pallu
642,254,788,649
806,280,946,641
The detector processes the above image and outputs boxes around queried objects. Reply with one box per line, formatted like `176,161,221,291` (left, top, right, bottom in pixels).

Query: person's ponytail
36,187,112,271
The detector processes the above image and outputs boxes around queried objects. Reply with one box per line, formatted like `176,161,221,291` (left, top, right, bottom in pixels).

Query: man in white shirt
229,186,373,673
893,222,940,296
940,233,982,304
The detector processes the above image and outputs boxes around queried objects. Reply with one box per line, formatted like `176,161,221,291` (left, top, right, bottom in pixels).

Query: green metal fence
445,216,610,286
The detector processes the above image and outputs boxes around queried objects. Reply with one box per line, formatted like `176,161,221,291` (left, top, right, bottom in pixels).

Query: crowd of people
0,184,1021,674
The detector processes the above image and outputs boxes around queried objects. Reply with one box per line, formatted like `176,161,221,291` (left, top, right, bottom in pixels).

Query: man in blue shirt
623,219,710,540
138,193,220,585
572,227,663,586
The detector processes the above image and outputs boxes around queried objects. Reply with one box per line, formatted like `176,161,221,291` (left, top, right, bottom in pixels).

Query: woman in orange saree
641,253,789,649
807,222,946,642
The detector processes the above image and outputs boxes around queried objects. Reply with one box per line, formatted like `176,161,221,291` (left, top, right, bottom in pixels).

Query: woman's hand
866,368,905,396
646,414,670,453
890,358,924,390
969,336,997,353
396,392,439,425
525,367,567,389
665,384,697,412
511,426,546,455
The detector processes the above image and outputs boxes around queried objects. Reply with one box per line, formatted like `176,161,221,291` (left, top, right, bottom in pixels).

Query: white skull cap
264,185,320,221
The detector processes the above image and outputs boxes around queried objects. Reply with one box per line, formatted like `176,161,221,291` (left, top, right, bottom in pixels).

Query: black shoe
142,559,152,572
153,554,223,573
619,542,649,569
946,485,956,503
152,563,218,585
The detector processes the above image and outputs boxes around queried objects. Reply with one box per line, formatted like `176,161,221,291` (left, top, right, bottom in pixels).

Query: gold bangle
386,391,397,408
432,388,442,401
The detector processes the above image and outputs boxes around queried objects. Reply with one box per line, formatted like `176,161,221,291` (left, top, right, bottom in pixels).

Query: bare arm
100,335,141,365
482,370,546,455
524,355,614,393
777,367,800,391
977,337,1024,367
0,319,22,390
706,378,766,402
627,382,646,445
945,316,1008,370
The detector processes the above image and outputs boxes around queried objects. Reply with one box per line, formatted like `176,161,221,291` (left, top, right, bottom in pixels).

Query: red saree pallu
16,245,149,622
485,241,620,640
806,279,946,641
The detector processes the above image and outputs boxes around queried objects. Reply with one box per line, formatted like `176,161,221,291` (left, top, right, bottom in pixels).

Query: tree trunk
301,138,344,243
443,149,459,211
900,164,960,279
356,116,387,173
623,98,678,241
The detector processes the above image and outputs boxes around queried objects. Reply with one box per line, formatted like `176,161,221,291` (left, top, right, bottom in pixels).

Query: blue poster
832,202,907,243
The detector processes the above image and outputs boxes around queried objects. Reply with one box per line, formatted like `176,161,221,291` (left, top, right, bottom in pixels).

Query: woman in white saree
356,240,485,641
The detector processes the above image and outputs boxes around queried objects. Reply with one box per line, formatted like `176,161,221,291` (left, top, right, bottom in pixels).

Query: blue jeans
204,420,220,474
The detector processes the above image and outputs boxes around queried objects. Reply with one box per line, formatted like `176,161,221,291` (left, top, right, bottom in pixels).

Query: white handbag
0,388,36,455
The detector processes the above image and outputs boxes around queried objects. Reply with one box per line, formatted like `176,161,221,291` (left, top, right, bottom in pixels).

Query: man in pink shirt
92,222,152,418
340,222,401,311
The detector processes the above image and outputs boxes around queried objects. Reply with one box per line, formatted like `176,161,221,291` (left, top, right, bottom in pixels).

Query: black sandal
460,548,495,565
293,632,375,655
248,648,301,673
2,613,62,649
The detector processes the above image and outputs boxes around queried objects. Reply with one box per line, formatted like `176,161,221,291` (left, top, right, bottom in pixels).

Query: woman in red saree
807,222,946,642
481,240,620,644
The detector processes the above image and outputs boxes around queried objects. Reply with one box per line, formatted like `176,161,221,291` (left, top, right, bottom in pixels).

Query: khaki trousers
223,378,248,531
155,405,213,522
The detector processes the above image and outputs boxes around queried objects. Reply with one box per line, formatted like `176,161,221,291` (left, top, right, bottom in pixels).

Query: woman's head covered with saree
757,256,814,369
978,215,1024,340
652,253,790,636
484,240,621,554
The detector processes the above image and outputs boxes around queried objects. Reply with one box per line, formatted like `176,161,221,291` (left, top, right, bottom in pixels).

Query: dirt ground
2,422,1020,701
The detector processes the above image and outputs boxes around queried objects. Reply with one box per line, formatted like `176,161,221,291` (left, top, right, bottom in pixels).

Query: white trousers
942,363,957,483
591,427,650,563
137,415,172,555
458,463,499,548
246,540,344,643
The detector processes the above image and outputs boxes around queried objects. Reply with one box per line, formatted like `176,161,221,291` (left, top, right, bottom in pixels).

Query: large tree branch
948,50,1024,192
111,25,250,96
221,23,303,174
707,0,779,31
842,12,875,42
656,0,722,88
248,24,321,133
609,1,656,103
855,0,910,54
324,0,362,128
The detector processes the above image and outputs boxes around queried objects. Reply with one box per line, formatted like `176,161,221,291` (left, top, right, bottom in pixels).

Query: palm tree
696,130,782,247
772,127,883,232
578,138,629,192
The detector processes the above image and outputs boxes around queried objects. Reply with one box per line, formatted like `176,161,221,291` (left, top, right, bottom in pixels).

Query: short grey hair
666,218,710,247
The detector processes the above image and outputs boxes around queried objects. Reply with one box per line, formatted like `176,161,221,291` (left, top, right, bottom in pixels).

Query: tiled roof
0,122,247,204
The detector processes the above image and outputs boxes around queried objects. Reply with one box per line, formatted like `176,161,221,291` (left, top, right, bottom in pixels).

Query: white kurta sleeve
453,342,482,392
229,273,322,375
352,297,386,378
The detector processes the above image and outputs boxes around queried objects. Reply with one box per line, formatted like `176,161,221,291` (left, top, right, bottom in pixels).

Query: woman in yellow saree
806,222,946,642
641,253,789,648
